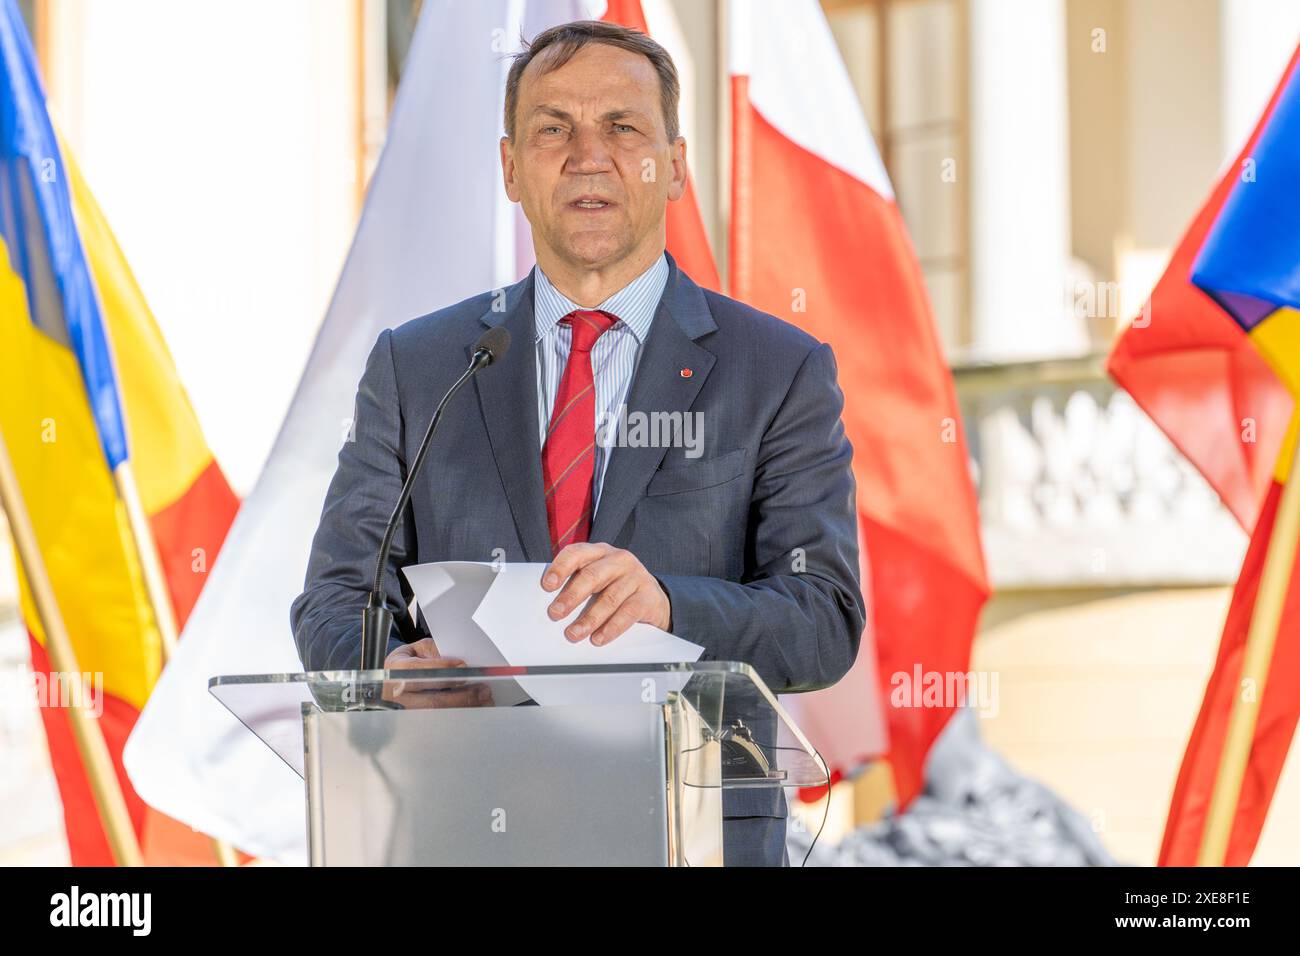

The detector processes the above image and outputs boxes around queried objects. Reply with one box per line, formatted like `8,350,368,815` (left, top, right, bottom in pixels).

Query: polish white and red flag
725,0,990,807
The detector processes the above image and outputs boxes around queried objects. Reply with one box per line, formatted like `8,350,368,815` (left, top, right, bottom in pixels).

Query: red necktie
543,309,617,554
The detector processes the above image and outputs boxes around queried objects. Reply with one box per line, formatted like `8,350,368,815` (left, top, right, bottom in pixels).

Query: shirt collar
532,252,668,345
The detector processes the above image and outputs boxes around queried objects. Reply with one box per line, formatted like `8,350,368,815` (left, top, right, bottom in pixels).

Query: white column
967,0,1086,360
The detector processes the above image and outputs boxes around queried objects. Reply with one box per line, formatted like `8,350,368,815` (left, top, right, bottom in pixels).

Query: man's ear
500,136,521,202
666,136,688,202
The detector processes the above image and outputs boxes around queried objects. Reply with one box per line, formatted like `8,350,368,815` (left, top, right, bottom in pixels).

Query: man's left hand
542,543,672,645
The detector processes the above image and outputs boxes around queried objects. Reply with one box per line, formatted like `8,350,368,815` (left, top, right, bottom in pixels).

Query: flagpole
112,461,240,867
1197,429,1300,865
0,428,143,867
112,463,179,661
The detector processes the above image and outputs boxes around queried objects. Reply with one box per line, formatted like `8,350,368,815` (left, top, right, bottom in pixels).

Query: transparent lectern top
209,661,829,790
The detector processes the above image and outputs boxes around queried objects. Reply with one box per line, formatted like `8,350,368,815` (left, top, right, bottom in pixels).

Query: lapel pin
680,367,693,378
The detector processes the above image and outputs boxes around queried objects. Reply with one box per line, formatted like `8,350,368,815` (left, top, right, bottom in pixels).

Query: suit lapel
472,271,553,562
589,257,717,545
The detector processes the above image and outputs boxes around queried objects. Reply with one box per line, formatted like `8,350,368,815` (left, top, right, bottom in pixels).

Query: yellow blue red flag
0,0,240,865
1127,42,1300,866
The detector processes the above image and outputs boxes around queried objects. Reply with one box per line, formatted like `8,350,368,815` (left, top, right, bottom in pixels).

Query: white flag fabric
124,0,595,864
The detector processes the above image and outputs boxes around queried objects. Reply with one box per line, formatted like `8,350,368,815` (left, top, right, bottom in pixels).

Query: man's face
501,43,687,271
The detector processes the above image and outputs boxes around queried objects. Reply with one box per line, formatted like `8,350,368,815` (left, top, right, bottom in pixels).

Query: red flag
726,0,988,806
1158,479,1300,864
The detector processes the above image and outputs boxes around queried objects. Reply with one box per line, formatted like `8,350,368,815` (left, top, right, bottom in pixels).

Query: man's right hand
382,638,492,709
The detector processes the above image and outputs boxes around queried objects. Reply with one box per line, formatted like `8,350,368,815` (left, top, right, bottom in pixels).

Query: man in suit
291,19,865,866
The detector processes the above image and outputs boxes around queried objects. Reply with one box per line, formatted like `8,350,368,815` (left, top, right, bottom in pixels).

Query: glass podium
210,662,828,866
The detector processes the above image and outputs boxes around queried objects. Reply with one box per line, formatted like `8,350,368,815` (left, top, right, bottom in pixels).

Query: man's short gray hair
504,19,681,143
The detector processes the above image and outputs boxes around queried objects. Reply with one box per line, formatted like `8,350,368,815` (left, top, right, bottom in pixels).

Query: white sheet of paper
402,560,703,707
399,561,530,706
472,563,702,707
472,562,704,666
399,561,502,664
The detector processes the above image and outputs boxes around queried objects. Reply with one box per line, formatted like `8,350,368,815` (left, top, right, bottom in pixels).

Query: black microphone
359,326,511,671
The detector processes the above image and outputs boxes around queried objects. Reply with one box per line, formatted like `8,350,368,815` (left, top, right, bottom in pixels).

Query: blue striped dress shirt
534,252,669,513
